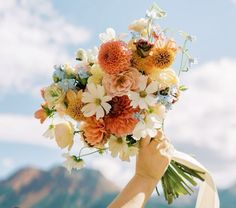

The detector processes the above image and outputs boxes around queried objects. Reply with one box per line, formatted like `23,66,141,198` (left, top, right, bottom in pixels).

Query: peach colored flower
98,40,132,74
102,67,140,97
34,103,48,124
54,122,74,150
81,116,107,147
104,95,139,137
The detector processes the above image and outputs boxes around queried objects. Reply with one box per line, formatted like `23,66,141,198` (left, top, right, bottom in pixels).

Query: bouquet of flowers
35,3,206,205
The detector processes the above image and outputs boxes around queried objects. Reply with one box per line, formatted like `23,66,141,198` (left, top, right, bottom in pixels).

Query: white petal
129,91,139,101
138,75,148,91
96,106,105,119
81,103,97,117
139,99,148,109
82,92,95,103
101,102,111,114
102,95,112,102
144,95,156,106
87,83,98,96
146,81,158,94
97,85,105,97
107,28,116,38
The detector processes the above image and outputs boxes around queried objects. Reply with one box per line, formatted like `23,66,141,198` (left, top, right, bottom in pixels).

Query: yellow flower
54,122,74,150
150,68,179,89
149,47,175,71
65,90,84,122
44,84,66,108
88,64,104,85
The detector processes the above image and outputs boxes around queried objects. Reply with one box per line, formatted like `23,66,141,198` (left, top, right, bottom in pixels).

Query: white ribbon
172,150,220,208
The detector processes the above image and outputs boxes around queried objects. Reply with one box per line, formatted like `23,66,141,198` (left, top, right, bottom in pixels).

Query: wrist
134,173,160,185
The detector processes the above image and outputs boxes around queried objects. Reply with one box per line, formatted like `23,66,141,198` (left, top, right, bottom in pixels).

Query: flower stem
178,39,188,77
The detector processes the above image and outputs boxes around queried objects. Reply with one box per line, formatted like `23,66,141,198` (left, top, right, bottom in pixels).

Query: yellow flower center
139,91,147,98
95,98,102,105
117,137,123,143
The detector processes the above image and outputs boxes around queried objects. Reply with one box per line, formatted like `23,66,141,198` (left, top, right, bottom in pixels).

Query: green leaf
179,85,188,91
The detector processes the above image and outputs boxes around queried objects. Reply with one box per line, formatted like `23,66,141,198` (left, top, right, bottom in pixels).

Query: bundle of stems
157,160,205,204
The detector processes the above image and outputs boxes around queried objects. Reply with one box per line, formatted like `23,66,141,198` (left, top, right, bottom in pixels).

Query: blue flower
78,70,89,79
53,65,65,82
58,79,77,91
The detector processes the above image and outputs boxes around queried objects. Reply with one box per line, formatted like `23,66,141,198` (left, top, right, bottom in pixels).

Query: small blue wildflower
58,79,77,91
78,70,89,79
53,65,65,82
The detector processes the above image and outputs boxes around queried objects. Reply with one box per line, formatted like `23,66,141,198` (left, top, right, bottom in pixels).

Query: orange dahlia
104,95,139,137
81,116,107,147
65,90,84,122
98,40,132,74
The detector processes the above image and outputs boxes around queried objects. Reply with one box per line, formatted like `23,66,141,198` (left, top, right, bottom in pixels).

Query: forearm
108,174,159,208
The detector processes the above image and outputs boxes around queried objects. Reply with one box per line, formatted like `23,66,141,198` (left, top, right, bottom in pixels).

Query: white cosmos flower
43,124,55,139
108,135,138,161
99,28,116,43
133,113,162,140
129,75,158,109
81,83,112,119
63,153,85,174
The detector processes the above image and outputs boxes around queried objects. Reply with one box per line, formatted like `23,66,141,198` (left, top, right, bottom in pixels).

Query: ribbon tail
172,150,220,208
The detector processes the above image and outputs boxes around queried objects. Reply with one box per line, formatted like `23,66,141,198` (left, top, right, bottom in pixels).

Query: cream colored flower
128,18,148,34
150,68,179,89
54,122,74,150
43,124,55,139
63,153,84,173
81,83,112,119
76,48,87,61
88,64,104,85
108,135,138,161
99,28,116,43
149,103,166,119
44,84,66,108
129,75,158,109
133,113,162,140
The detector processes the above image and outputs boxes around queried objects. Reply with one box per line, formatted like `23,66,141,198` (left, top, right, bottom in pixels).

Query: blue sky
0,0,236,190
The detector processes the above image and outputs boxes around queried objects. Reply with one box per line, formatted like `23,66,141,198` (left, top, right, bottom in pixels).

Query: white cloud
1,157,14,168
0,113,57,148
0,0,91,95
166,58,236,160
231,0,236,5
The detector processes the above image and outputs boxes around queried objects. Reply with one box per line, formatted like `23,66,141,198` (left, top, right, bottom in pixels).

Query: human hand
135,130,172,182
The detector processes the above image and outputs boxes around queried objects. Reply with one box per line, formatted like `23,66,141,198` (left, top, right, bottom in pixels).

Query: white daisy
129,75,158,109
81,83,112,119
63,153,85,174
99,28,116,43
108,135,139,161
133,113,162,140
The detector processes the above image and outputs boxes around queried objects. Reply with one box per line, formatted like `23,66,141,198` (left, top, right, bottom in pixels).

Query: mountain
0,166,235,208
0,166,118,208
